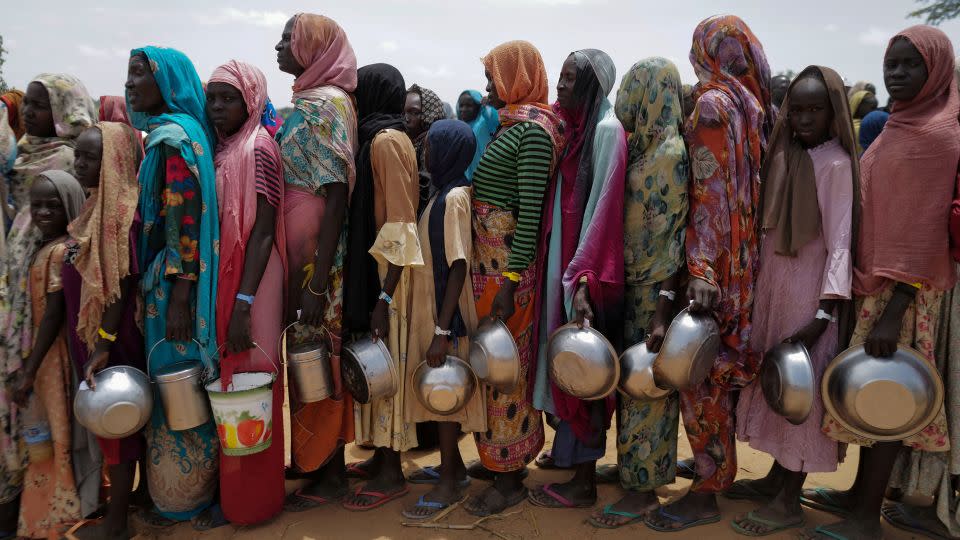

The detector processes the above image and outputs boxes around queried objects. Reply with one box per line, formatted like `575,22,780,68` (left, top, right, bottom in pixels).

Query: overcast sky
4,0,959,109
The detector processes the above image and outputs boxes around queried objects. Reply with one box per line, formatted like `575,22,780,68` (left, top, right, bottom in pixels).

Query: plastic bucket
205,344,277,456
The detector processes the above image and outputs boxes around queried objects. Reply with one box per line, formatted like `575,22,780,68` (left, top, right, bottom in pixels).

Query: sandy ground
125,400,922,540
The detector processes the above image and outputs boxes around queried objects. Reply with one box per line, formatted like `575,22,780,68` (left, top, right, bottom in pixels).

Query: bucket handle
279,316,333,366
147,338,215,383
214,341,278,375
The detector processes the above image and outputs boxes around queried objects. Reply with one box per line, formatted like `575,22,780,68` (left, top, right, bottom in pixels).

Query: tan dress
355,129,423,452
404,187,486,431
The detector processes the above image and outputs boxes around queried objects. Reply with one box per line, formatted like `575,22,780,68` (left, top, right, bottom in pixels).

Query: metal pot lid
153,361,204,383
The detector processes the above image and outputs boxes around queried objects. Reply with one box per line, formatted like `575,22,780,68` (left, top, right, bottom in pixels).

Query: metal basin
653,308,720,390
412,356,477,416
547,322,619,400
469,318,520,393
822,345,944,441
760,342,815,425
342,338,398,404
618,342,673,401
75,366,153,439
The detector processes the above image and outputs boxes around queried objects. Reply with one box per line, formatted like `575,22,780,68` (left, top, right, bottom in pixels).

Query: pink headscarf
208,60,287,382
291,13,358,93
99,96,131,125
856,25,960,294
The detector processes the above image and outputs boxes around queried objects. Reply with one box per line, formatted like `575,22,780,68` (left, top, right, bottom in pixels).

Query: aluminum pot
74,366,153,439
469,318,520,393
618,342,673,401
412,356,477,416
653,307,720,390
760,342,815,425
547,322,619,400
341,337,397,404
281,323,333,403
149,339,212,431
822,345,944,442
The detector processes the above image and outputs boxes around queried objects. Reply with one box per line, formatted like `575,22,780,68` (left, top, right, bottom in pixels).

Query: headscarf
761,66,860,257
615,57,690,285
457,89,499,179
856,25,960,294
859,109,889,153
67,123,143,351
290,13,358,93
848,80,873,98
0,90,24,140
99,95,132,125
343,64,407,332
849,90,872,118
426,119,476,338
208,60,286,383
407,84,446,217
0,104,15,177
442,101,455,119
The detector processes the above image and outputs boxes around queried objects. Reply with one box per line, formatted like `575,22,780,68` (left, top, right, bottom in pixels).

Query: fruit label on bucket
206,374,274,457
214,408,272,456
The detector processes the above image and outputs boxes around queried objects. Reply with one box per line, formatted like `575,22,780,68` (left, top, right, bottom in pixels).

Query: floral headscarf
0,90,25,141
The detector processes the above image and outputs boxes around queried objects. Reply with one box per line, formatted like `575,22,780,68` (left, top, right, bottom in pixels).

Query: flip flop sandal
63,519,102,540
729,510,805,537
407,465,471,488
342,485,410,512
345,461,372,479
191,503,229,531
644,507,721,532
465,460,529,481
133,508,177,529
595,464,620,484
284,487,348,512
465,487,529,517
400,495,466,521
587,504,646,529
676,458,696,479
881,501,955,540
799,488,851,518
801,524,853,540
527,484,595,509
534,451,571,470
723,480,775,501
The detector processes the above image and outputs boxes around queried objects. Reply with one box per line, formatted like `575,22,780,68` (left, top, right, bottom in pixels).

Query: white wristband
434,326,453,337
815,309,836,323
659,290,676,301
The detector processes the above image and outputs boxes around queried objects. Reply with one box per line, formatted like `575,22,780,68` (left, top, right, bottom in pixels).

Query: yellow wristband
502,271,521,283
98,327,117,342
909,282,922,289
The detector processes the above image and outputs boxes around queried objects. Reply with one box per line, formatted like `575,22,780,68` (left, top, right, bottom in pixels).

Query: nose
125,77,135,90
275,41,283,52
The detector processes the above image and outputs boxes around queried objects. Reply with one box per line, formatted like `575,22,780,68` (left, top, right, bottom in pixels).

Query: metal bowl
822,345,944,441
74,366,153,439
653,308,720,390
342,338,398,404
412,356,478,416
547,322,619,400
618,342,673,401
760,342,815,425
469,318,520,393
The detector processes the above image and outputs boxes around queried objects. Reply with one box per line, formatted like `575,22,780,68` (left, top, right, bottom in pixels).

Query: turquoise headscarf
458,89,499,180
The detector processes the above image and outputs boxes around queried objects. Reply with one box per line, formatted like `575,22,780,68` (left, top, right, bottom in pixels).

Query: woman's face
485,70,505,109
556,55,578,111
275,17,304,76
403,92,424,137
126,54,166,114
206,82,249,138
22,82,55,138
458,94,479,122
884,37,928,102
788,76,833,148
855,94,878,118
73,128,103,190
30,178,68,240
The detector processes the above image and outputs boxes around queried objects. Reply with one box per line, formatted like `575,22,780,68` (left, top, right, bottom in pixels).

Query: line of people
0,11,957,540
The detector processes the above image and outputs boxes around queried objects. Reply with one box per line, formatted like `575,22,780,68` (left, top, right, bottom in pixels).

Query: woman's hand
84,343,112,389
165,279,193,342
12,374,34,406
299,276,327,327
226,303,254,354
646,318,669,353
572,283,594,328
687,277,720,313
490,280,517,321
425,335,451,368
784,318,829,352
370,299,389,341
865,311,903,358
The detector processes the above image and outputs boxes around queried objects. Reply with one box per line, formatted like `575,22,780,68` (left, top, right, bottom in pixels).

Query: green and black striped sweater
472,121,554,272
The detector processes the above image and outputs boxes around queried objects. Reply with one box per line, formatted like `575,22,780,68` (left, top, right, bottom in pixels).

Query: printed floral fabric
279,87,356,195
150,148,201,280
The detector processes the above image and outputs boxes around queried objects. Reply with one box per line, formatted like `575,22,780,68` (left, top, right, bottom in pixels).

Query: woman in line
343,63,421,511
404,84,445,216
858,109,888,154
0,100,16,539
273,13,358,511
848,89,877,154
800,25,960,540
126,46,220,525
402,119,485,520
464,40,565,517
199,59,287,529
528,48,626,509
588,57,690,529
456,90,499,180
99,96,132,125
9,170,86,538
0,90,24,141
729,66,857,537
62,122,146,540
646,15,773,532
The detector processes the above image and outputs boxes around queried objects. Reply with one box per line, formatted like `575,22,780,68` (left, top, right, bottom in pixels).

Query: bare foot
402,483,464,519
343,473,407,509
528,480,596,508
645,491,720,531
731,502,804,535
589,491,660,528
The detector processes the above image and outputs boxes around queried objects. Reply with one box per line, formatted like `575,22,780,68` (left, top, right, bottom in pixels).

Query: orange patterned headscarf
483,40,550,108
0,90,24,140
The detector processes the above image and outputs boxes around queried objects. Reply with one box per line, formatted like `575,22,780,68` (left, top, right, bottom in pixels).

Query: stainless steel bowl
822,345,944,441
469,318,520,393
342,337,398,405
760,342,815,425
653,308,720,390
74,366,153,439
412,356,478,416
547,322,619,400
618,342,673,401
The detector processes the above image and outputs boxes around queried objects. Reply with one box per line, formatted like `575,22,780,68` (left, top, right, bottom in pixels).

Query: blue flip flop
588,504,645,529
400,495,462,520
645,507,721,532
407,465,471,488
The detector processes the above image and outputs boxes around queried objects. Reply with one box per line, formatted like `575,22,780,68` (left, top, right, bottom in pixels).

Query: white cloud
414,65,455,79
196,8,289,28
380,40,399,52
78,45,109,58
859,27,891,47
823,23,839,33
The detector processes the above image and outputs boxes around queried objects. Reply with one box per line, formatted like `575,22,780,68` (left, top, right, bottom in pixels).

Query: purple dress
62,219,145,465
735,139,853,473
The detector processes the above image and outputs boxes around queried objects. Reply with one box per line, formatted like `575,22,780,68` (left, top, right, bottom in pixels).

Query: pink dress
735,138,853,473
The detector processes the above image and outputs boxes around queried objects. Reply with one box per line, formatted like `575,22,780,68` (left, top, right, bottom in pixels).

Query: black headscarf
426,119,476,338
343,63,407,333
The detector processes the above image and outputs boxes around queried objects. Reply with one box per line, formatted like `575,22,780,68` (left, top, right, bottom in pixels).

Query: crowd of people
0,10,957,540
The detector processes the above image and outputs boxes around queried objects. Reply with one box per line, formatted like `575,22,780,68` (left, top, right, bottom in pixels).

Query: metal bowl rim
547,322,620,400
411,356,478,414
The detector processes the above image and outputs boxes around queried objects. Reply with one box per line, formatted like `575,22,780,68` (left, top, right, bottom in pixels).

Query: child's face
74,128,103,190
30,178,68,239
787,76,833,149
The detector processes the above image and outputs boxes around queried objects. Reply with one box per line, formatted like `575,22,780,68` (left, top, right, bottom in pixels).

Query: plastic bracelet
379,291,393,305
578,275,589,285
502,271,521,283
306,280,327,297
658,290,677,301
98,327,117,342
815,309,836,323
235,293,255,305
434,326,453,337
